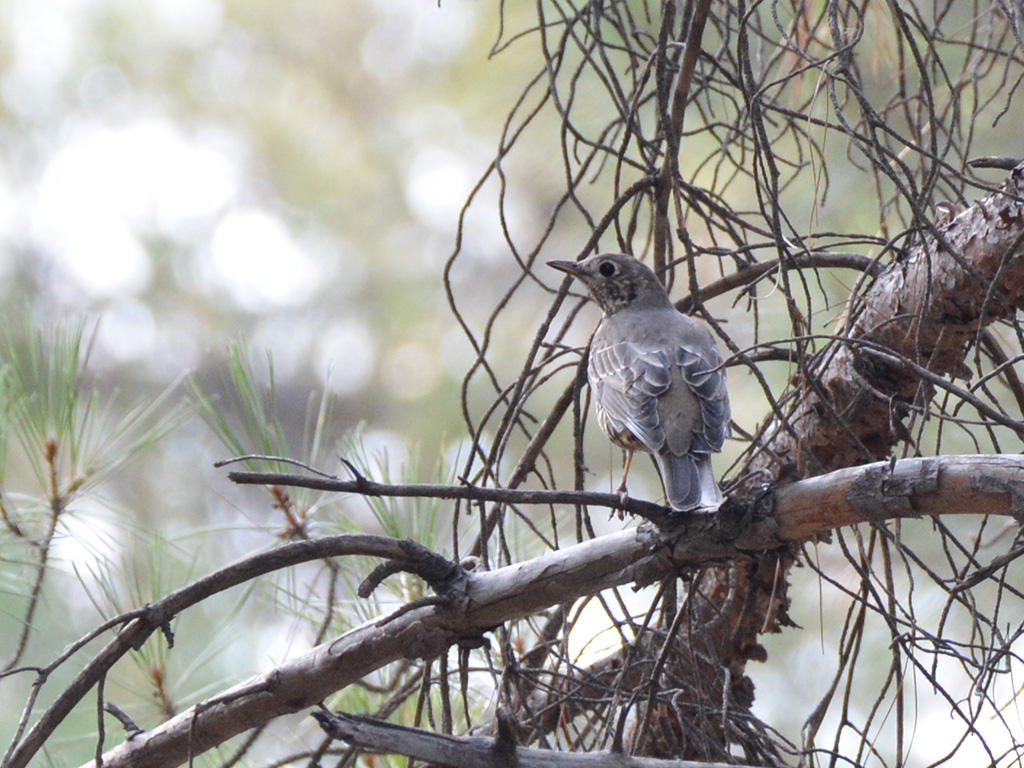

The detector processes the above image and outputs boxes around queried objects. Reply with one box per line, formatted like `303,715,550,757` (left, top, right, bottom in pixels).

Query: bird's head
547,253,672,315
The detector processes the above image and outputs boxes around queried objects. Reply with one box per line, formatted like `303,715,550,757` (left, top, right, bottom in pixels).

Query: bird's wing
588,338,672,452
673,339,730,454
588,316,731,457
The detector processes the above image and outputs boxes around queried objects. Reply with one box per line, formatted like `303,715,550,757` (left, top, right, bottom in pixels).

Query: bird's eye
598,261,616,277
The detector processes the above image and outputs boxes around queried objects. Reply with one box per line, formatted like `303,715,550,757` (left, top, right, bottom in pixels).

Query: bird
548,253,730,512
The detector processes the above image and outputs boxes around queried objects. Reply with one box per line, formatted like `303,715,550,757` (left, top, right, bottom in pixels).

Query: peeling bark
698,165,1024,763
761,164,1024,478
74,454,1024,768
313,708,764,768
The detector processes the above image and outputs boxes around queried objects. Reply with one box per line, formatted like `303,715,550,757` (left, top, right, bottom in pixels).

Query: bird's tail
655,453,722,512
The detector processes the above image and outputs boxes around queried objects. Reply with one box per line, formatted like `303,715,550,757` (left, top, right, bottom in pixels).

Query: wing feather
587,312,731,510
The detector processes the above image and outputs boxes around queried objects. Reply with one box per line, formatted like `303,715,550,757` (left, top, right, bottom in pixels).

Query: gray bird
548,253,730,511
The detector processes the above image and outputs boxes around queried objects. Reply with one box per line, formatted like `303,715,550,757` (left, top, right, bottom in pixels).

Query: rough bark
76,454,1024,768
313,708,764,768
760,164,1024,478
689,163,1024,762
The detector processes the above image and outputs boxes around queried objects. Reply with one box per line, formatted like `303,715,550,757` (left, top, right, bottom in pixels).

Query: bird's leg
612,450,634,518
617,450,634,495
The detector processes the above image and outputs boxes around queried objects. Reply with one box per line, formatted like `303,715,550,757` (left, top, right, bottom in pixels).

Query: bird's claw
610,487,630,520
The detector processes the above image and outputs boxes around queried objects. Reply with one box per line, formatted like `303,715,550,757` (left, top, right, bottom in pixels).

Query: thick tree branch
690,168,1024,762
312,709,765,768
77,454,1024,768
770,453,1024,539
2,536,441,768
757,163,1024,479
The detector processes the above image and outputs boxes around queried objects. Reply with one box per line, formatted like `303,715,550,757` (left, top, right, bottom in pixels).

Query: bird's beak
547,260,584,277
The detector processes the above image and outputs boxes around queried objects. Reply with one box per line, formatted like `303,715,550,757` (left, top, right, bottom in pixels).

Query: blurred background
0,0,520,760
1,0,505,444
2,1,1023,766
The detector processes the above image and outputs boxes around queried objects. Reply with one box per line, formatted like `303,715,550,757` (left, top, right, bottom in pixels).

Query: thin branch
227,468,673,524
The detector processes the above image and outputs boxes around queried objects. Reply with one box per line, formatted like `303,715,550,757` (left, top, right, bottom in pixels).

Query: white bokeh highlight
207,207,320,311
31,118,241,301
